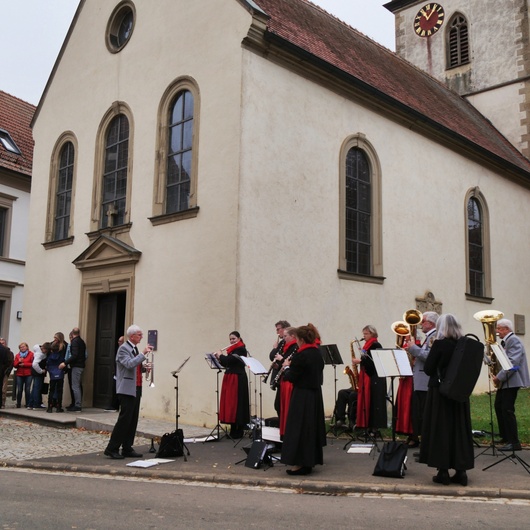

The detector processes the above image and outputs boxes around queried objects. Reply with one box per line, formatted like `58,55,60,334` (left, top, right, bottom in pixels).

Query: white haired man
493,319,530,452
104,325,152,459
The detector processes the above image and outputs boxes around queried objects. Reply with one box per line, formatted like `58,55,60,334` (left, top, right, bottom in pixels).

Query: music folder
321,344,343,365
241,356,267,375
490,343,514,371
204,353,223,370
372,349,412,377
171,356,190,377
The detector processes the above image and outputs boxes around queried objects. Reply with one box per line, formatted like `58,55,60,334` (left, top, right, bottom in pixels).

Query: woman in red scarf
353,325,387,434
277,327,298,437
281,324,326,476
215,331,250,439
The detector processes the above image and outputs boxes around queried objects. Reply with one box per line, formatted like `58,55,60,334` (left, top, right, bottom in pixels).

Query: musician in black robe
281,324,326,476
215,331,250,439
419,314,474,487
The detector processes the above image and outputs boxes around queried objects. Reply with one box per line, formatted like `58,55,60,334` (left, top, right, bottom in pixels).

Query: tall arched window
44,132,77,246
345,148,371,275
167,90,194,214
467,197,483,296
339,135,383,282
465,188,491,300
447,14,470,68
152,77,200,224
101,114,129,228
54,141,75,240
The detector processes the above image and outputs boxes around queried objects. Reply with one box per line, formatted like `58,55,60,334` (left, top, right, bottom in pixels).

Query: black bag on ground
156,429,184,458
372,441,407,478
439,334,484,402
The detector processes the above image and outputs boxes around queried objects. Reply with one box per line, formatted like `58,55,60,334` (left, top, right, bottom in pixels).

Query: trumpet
144,349,155,388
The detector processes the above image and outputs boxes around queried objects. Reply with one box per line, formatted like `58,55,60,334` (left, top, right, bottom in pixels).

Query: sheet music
490,343,514,371
241,356,267,375
372,349,412,377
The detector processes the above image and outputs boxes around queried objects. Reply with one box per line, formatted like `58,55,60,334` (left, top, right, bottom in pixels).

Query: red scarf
283,339,297,352
362,337,377,353
226,340,245,354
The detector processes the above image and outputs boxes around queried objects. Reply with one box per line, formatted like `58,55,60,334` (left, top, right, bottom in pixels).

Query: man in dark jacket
60,327,86,411
0,338,14,408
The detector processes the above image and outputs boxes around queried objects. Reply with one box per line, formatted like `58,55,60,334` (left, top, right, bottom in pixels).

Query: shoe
16,404,21,408
122,450,143,458
432,469,450,485
407,440,420,449
56,407,64,413
500,443,522,452
67,406,82,412
286,466,312,476
46,407,53,413
27,406,32,410
104,449,125,460
450,471,468,486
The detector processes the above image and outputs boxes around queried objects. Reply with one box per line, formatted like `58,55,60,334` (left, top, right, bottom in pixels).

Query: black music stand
169,357,191,460
204,353,233,443
321,344,346,438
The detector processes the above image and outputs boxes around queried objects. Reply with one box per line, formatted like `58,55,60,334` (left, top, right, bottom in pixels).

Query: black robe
281,346,326,468
218,346,250,427
419,338,474,471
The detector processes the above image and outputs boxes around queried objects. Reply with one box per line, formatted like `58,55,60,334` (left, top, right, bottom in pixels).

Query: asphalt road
1,467,529,529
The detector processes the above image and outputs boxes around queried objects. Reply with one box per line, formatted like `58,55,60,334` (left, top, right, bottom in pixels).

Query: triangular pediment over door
73,234,141,271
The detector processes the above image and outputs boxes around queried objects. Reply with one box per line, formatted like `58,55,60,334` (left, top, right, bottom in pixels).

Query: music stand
321,344,346,437
169,356,191,460
372,349,412,442
204,353,233,443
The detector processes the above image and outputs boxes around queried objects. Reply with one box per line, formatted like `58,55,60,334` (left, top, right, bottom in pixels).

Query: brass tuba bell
473,310,504,344
391,321,410,348
403,309,423,342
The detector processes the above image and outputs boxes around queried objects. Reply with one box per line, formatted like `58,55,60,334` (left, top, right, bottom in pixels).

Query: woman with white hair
419,313,474,486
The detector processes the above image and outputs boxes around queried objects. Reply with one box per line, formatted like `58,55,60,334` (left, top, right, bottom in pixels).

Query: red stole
395,376,413,435
219,373,238,424
355,337,377,428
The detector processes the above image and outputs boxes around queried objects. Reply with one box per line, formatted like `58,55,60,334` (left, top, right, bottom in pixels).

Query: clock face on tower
414,3,445,37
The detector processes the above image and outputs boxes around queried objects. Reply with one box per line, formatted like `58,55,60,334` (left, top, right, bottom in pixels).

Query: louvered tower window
448,15,469,68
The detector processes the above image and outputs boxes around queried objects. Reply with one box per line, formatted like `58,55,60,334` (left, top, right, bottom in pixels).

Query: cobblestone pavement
0,417,150,461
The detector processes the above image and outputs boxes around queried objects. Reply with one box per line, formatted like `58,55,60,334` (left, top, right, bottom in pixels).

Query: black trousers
107,387,142,452
412,390,427,438
334,388,357,424
495,386,520,444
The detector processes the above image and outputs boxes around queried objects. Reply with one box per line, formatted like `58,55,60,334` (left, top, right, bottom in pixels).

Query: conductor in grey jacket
493,319,530,452
104,325,153,459
405,311,439,447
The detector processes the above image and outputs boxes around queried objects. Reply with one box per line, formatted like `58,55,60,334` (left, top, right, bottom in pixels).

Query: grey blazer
497,333,530,389
115,340,146,397
408,329,436,392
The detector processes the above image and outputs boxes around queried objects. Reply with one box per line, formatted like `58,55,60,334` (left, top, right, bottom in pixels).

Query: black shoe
432,469,450,485
67,406,82,412
450,471,468,486
56,407,64,413
104,449,125,460
122,450,143,458
286,466,312,476
500,443,522,452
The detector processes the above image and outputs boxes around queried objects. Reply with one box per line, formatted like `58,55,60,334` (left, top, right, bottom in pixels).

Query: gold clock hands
425,5,439,21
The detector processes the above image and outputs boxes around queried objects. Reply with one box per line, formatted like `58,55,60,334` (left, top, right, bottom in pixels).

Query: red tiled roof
0,91,35,177
252,0,530,176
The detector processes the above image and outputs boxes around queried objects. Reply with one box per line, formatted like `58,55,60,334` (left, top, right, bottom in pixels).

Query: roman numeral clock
414,3,445,37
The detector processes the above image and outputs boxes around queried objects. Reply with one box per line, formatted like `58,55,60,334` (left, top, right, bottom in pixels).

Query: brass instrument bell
403,309,423,341
473,310,504,344
391,321,410,348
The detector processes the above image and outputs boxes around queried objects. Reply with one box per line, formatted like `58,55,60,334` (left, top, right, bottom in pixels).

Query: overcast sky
0,0,395,106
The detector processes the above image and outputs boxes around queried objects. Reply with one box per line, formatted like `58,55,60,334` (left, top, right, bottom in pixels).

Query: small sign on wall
514,315,525,335
148,330,158,350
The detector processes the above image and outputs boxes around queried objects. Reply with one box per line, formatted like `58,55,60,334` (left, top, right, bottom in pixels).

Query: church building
23,0,530,425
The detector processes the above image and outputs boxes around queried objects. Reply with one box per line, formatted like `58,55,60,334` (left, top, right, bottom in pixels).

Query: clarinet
263,337,285,384
270,349,296,391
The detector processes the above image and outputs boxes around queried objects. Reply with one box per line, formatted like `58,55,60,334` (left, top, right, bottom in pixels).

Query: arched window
447,14,470,68
152,77,200,224
101,114,129,228
54,141,75,240
44,133,77,246
465,188,491,300
339,135,383,282
166,90,194,214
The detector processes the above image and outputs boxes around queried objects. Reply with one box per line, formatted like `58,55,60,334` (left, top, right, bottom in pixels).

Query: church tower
384,0,530,158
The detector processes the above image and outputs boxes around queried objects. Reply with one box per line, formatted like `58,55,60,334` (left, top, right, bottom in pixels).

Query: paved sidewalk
1,406,529,500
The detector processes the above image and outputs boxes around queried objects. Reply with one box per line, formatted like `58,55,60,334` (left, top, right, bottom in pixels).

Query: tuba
391,321,410,348
474,309,503,388
404,309,423,342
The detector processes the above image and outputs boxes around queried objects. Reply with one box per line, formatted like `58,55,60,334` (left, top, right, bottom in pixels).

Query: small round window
107,2,135,52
